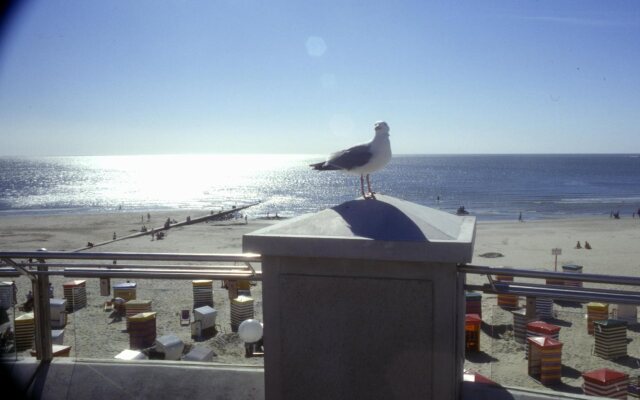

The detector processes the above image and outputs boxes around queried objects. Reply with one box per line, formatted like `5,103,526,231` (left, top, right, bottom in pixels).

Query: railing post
32,250,52,361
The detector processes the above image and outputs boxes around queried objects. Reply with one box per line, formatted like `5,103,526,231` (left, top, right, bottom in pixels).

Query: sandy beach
467,217,640,392
1,209,270,365
1,210,640,391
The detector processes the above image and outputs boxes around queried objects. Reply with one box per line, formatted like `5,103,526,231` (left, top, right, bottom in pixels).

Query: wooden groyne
72,203,259,252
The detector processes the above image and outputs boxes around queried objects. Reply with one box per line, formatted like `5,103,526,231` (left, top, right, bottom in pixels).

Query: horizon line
1,152,639,158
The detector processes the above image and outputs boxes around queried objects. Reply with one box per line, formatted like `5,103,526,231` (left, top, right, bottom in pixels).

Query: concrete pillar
243,195,476,400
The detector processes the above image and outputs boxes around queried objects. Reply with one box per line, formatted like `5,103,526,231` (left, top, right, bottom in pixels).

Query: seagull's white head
374,121,390,137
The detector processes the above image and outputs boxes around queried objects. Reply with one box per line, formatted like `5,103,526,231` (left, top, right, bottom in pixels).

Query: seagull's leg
366,174,376,199
360,175,366,198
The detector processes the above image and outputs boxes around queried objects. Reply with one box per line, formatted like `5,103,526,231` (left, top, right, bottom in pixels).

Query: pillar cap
243,195,476,263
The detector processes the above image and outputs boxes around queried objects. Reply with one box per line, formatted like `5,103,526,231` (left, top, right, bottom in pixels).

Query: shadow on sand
465,351,499,363
481,322,511,339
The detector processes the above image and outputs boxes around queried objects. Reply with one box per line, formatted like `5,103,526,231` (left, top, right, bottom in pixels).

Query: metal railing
461,263,640,304
3,251,640,363
1,251,262,280
1,250,262,362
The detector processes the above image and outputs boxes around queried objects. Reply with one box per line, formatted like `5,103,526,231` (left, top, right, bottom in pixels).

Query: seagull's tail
310,162,340,171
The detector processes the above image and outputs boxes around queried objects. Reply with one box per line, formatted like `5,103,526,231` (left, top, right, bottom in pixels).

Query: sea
1,154,640,221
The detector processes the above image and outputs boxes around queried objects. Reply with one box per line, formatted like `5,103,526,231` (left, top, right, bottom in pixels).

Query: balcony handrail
0,251,261,262
459,263,640,287
0,250,263,362
4,252,640,364
461,263,640,305
7,263,252,269
29,269,259,280
0,251,262,280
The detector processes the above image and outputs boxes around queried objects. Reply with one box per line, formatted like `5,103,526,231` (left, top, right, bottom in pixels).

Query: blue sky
0,0,639,156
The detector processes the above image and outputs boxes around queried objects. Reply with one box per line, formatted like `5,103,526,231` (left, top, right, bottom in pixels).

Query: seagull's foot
364,191,377,200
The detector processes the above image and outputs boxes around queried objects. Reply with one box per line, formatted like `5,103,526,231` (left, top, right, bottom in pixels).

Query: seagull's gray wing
310,161,338,170
325,144,372,171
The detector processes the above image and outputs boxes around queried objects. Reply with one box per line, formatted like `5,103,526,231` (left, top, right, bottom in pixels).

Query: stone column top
243,195,476,263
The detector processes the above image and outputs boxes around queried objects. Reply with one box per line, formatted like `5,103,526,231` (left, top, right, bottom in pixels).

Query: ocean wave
557,196,640,204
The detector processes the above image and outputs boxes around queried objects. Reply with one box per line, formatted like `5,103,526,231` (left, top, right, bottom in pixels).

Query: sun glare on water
68,154,310,210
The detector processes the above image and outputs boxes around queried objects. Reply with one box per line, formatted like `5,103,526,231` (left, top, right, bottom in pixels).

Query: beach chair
180,309,190,326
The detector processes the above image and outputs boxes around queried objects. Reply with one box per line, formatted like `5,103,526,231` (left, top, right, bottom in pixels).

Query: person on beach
112,297,126,318
585,241,592,250
24,291,34,312
147,213,151,221
575,241,582,249
518,212,523,222
113,232,117,240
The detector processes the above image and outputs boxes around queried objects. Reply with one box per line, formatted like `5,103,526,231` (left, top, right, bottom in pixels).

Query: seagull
310,121,392,199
